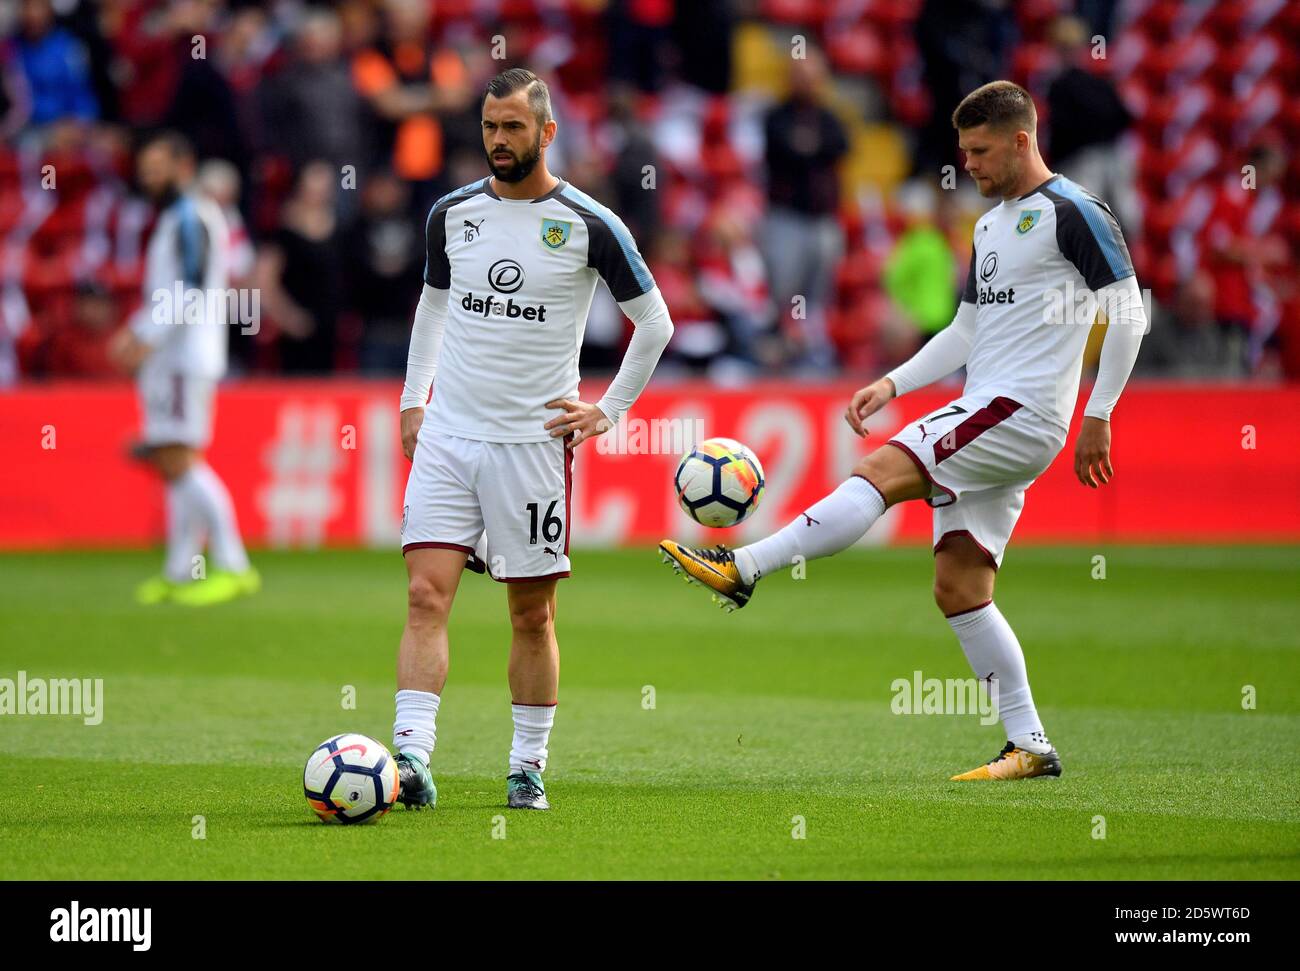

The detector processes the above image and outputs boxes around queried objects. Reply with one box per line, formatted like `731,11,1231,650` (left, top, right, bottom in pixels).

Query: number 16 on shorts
514,489,569,580
526,500,564,548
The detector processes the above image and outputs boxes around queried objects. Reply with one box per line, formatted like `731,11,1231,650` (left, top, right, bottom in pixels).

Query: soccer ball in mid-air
303,733,400,824
674,437,766,528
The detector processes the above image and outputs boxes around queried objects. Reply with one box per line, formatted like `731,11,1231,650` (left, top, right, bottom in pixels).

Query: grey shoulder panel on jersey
174,195,210,289
1040,177,1135,291
552,184,655,303
961,245,977,304
423,178,491,288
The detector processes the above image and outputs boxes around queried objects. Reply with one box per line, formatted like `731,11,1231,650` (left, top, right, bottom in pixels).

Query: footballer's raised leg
393,547,466,809
660,431,927,610
505,580,558,809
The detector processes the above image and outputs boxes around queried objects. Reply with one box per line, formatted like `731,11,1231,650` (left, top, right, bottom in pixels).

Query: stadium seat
761,0,827,27
826,23,887,77
429,0,475,24
834,247,883,292
829,289,888,372
0,188,23,234
888,85,930,129
1109,31,1151,83
1141,0,1185,42
1279,100,1300,142
1144,250,1182,300
1223,82,1283,148
39,155,97,201
1165,132,1223,198
1205,0,1296,39
33,198,91,244
853,0,921,34
500,0,545,22
0,146,19,182
1280,203,1300,250
1139,83,1218,143
1014,0,1069,43
697,97,743,183
1118,77,1150,121
1214,35,1282,89
1010,43,1057,92
1138,32,1214,91
22,250,81,298
1279,0,1300,34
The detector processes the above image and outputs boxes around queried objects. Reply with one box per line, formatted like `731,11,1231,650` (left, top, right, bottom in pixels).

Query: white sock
163,476,206,582
394,689,440,762
1010,729,1053,755
509,703,555,775
187,463,250,573
946,602,1045,743
734,476,886,584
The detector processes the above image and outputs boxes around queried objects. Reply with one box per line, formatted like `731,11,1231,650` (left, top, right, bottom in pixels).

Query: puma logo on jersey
464,219,483,242
543,546,559,561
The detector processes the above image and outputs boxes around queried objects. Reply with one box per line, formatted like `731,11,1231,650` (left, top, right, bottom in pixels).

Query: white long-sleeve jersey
401,177,672,442
887,174,1146,428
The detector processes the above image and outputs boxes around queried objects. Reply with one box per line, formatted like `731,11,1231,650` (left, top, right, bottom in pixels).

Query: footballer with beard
390,69,674,810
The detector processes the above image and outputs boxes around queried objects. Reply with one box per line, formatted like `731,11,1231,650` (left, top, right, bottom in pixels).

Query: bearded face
486,127,543,184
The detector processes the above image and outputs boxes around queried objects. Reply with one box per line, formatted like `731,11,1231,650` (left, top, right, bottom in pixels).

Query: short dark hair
951,81,1036,132
483,68,553,128
139,129,195,162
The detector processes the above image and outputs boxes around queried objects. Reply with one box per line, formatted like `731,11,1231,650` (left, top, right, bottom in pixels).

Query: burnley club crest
541,218,571,249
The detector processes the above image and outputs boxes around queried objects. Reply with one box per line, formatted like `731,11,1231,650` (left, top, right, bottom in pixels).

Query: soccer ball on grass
303,733,399,824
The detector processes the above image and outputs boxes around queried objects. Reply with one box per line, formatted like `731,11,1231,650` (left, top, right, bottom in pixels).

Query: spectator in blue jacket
15,0,98,127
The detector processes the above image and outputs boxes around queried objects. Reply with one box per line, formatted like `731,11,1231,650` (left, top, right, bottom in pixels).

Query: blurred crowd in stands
2,0,1297,385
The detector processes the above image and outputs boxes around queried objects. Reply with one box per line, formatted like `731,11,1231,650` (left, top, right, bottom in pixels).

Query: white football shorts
402,429,573,582
886,394,1066,568
137,364,216,448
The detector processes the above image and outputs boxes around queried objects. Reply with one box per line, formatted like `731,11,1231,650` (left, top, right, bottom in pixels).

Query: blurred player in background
393,69,673,811
662,81,1148,781
108,132,258,607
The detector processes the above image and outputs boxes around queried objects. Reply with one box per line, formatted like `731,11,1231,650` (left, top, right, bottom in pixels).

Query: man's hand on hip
544,398,611,449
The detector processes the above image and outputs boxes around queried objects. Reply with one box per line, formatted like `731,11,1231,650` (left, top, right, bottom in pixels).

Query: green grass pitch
1,545,1297,880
